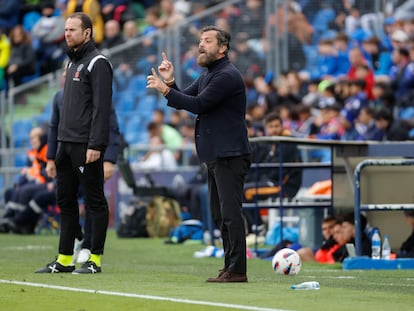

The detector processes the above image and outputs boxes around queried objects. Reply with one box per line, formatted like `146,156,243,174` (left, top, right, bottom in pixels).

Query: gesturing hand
158,52,174,81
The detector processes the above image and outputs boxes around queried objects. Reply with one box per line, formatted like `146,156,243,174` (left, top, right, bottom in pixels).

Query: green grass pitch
0,230,413,311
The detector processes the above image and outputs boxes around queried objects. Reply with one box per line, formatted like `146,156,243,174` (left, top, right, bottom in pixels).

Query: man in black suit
147,25,252,282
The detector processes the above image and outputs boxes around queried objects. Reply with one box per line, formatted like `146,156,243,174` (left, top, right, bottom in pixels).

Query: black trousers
55,142,108,255
207,155,251,274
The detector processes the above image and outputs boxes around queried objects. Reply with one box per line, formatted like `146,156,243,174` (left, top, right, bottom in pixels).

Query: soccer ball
271,248,302,275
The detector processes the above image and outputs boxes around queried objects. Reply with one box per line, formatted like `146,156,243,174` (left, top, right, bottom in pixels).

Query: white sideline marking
0,279,293,311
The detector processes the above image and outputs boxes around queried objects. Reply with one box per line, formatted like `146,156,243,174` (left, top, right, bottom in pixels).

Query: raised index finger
162,52,169,62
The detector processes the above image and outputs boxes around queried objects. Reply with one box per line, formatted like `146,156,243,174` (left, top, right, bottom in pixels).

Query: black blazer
166,56,252,163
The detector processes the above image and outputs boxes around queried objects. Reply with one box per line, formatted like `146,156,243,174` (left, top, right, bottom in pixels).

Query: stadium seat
22,11,41,32
137,95,158,118
312,8,335,43
12,119,33,147
124,116,147,145
126,74,148,98
14,153,27,167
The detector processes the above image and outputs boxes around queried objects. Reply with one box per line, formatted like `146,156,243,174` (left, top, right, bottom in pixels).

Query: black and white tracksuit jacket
58,40,113,152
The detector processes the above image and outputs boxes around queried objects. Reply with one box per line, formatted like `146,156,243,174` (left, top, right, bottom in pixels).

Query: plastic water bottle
381,235,391,260
291,281,320,290
371,229,381,260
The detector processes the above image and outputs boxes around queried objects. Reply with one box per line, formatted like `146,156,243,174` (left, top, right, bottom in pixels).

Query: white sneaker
72,239,83,264
76,248,91,264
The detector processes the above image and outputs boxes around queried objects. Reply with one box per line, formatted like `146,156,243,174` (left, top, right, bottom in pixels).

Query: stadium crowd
1,1,414,147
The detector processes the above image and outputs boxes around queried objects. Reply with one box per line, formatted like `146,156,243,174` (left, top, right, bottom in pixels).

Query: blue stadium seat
12,119,33,147
124,116,147,145
312,8,335,43
33,102,53,125
137,95,158,118
22,11,41,32
14,153,27,167
126,74,147,97
116,92,137,113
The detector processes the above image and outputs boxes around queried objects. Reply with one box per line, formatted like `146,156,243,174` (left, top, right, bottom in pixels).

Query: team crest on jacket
73,64,84,81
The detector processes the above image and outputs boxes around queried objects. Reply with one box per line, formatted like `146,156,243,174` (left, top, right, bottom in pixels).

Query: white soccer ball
271,248,302,275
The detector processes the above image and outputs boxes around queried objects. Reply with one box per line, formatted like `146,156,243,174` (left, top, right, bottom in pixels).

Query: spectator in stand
181,43,204,87
228,32,264,77
0,127,50,233
313,103,345,141
131,122,177,171
391,29,409,50
286,70,307,101
302,78,321,108
265,75,300,113
3,127,48,205
340,78,368,139
0,27,10,90
380,16,396,53
277,103,299,135
100,0,132,24
134,5,160,74
232,0,264,42
141,5,162,35
0,180,54,234
158,0,185,28
310,102,345,162
361,36,392,78
31,3,66,74
373,108,409,141
347,47,375,100
273,2,310,71
65,0,105,45
310,38,338,80
100,19,126,76
403,18,414,41
184,2,215,45
111,19,139,90
370,81,395,111
6,25,37,86
101,19,125,51
388,47,414,108
177,117,198,166
151,108,183,152
122,19,138,40
332,33,351,77
0,0,20,32
351,106,383,141
292,104,318,138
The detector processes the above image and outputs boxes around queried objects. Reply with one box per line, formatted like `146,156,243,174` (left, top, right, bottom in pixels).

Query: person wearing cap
391,29,409,49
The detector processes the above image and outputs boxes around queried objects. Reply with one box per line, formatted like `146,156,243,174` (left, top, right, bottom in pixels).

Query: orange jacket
25,144,48,184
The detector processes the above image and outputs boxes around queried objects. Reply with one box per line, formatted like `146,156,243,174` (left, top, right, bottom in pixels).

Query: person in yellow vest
0,27,11,90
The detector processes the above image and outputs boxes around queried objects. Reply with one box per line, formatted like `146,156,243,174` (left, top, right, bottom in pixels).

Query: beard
197,51,217,67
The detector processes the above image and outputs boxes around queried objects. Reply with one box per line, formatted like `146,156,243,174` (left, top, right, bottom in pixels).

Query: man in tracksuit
36,12,113,274
147,26,252,282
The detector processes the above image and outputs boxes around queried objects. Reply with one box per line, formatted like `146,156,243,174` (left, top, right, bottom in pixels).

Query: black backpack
117,204,149,238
